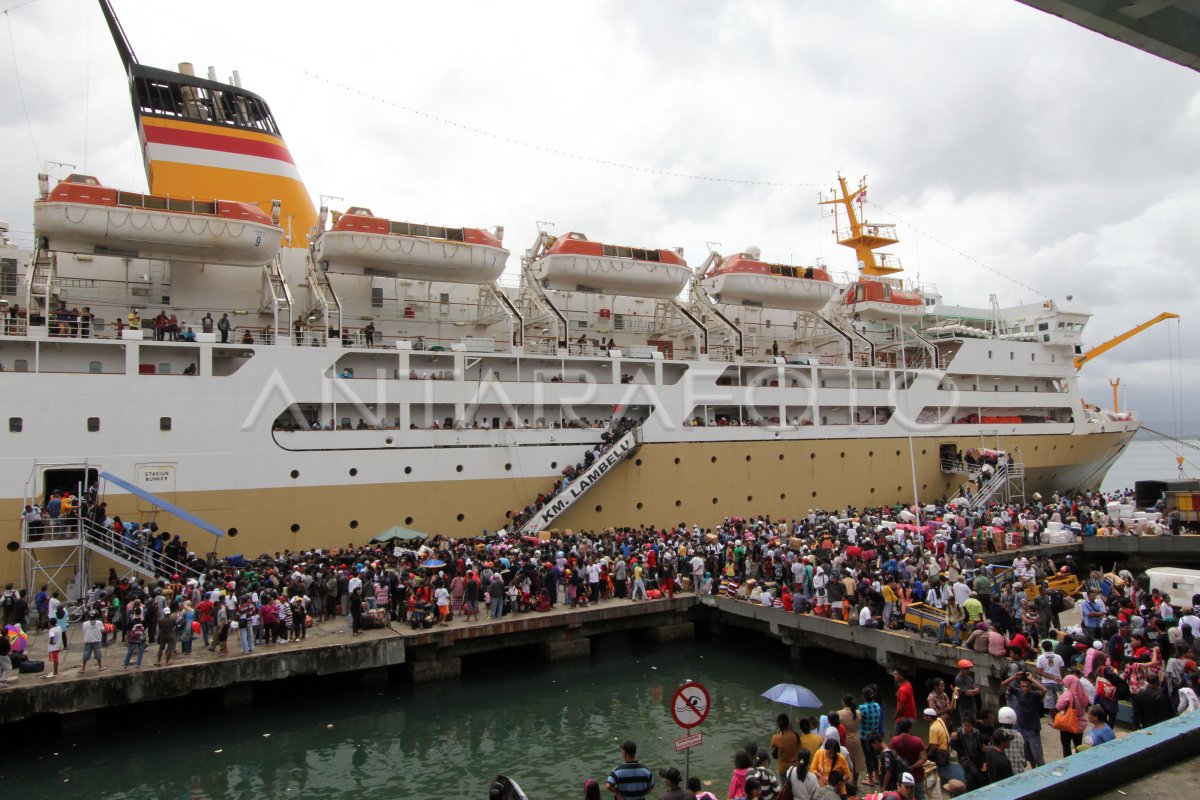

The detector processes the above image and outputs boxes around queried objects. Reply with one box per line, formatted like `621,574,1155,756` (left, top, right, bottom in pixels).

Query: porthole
712,497,719,504
385,437,394,445
675,500,682,507
8,418,21,433
779,454,785,461
290,469,300,479
227,528,238,537
6,541,19,552
674,457,681,465
810,453,815,460
349,520,359,529
87,417,100,432
921,449,927,455
896,450,901,456
747,495,753,502
745,455,752,462
551,461,558,469
811,491,817,498
405,516,414,525
595,505,603,513
636,502,644,510
1034,446,1039,452
160,417,172,431
290,523,300,533
780,493,786,500
456,465,463,473
505,463,512,471
349,467,358,477
404,466,412,475
922,484,928,490
870,487,876,494
868,450,874,457
635,458,642,467
840,452,845,458
710,456,717,464
456,514,465,522
897,486,903,493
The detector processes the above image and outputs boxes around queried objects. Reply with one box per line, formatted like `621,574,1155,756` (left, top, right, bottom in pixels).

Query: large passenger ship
0,2,1139,581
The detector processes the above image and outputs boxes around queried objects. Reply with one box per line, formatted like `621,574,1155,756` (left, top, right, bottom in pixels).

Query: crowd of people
4,483,1199,800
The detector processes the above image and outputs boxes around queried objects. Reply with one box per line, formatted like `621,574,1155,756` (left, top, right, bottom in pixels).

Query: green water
5,632,891,799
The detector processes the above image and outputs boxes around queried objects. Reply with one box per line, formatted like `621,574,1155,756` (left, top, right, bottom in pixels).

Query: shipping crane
1073,312,1179,370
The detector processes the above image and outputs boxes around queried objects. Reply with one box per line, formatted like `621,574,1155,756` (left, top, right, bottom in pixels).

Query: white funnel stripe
145,142,305,181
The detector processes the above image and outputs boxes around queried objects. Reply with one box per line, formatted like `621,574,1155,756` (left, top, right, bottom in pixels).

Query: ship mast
97,0,138,71
819,175,903,276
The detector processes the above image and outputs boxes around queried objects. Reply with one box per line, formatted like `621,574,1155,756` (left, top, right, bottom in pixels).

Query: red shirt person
894,669,918,726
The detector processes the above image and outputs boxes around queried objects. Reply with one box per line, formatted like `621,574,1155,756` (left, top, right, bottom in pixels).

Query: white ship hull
531,253,692,298
315,231,509,283
34,202,282,266
703,272,838,311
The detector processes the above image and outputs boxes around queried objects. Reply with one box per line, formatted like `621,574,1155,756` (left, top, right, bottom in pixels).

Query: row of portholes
288,444,967,483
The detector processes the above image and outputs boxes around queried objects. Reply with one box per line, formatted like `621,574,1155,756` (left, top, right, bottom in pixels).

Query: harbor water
4,632,891,799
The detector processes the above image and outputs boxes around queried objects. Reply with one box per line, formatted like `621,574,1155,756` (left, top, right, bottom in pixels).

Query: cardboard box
789,537,804,551
538,531,552,541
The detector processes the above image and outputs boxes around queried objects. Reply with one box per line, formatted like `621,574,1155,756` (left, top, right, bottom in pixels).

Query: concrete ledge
541,637,591,661
980,710,1200,799
0,633,405,725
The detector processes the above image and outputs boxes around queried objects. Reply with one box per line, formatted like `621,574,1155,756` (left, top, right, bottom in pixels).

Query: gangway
515,427,642,536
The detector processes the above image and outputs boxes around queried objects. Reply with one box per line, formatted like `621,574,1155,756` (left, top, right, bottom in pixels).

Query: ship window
158,363,172,374
87,417,100,432
0,258,16,295
88,361,102,374
1038,322,1049,331
160,417,172,431
8,418,21,433
371,287,383,309
13,359,28,372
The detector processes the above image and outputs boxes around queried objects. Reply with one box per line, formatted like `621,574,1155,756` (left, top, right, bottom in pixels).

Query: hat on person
901,772,916,786
956,659,974,669
943,779,968,796
1093,641,1103,650
659,767,682,785
923,708,938,718
998,707,1017,725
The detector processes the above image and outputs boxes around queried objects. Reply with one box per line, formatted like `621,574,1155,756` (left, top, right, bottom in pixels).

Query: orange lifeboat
842,279,926,324
315,207,508,284
529,232,691,298
701,249,837,311
33,174,283,266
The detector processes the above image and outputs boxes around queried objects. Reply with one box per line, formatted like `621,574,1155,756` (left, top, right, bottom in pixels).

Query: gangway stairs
514,427,642,536
302,253,343,343
963,456,1026,512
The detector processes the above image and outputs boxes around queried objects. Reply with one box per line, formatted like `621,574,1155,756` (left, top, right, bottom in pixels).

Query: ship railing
836,223,899,242
523,337,559,356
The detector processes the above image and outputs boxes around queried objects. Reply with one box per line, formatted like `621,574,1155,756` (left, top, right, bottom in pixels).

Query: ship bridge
1016,0,1200,72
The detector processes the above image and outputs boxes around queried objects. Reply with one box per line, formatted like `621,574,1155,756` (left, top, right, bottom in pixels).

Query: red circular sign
671,682,711,729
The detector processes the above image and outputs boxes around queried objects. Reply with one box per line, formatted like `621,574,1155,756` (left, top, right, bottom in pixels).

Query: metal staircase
302,254,342,343
78,517,203,581
513,426,643,536
260,254,295,340
959,455,1025,512
23,247,55,331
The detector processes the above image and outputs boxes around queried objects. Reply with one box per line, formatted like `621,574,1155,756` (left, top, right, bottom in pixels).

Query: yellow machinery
819,176,904,276
1073,312,1179,370
904,602,947,638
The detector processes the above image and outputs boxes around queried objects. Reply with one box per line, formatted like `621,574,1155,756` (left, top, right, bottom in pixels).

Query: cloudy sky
2,0,1197,425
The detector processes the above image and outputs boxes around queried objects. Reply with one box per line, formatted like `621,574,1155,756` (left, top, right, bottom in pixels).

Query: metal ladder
302,254,342,344
260,254,295,341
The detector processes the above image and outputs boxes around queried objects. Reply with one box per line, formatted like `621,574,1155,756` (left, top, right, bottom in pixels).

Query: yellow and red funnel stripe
139,116,316,247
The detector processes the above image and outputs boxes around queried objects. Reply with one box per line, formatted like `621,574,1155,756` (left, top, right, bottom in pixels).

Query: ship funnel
207,66,218,81
745,245,761,259
232,69,242,88
178,62,195,76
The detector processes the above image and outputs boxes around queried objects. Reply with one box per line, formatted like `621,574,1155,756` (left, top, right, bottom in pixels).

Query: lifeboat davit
842,279,927,324
529,232,691,299
34,174,283,266
315,207,509,284
701,250,837,311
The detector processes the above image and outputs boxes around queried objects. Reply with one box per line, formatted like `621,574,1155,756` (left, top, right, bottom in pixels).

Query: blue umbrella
761,683,823,708
420,559,447,569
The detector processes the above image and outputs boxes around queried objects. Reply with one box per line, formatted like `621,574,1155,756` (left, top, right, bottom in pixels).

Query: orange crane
1073,312,1179,371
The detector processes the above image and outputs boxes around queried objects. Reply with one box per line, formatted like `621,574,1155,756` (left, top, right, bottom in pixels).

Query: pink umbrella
5,624,28,653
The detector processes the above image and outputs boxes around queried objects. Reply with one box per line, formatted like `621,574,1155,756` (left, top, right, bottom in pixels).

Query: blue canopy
99,471,224,540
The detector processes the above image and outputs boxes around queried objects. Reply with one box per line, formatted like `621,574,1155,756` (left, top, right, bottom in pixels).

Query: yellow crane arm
1073,312,1180,370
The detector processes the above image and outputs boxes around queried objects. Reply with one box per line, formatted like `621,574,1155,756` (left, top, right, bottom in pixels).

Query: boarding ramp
515,427,642,537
